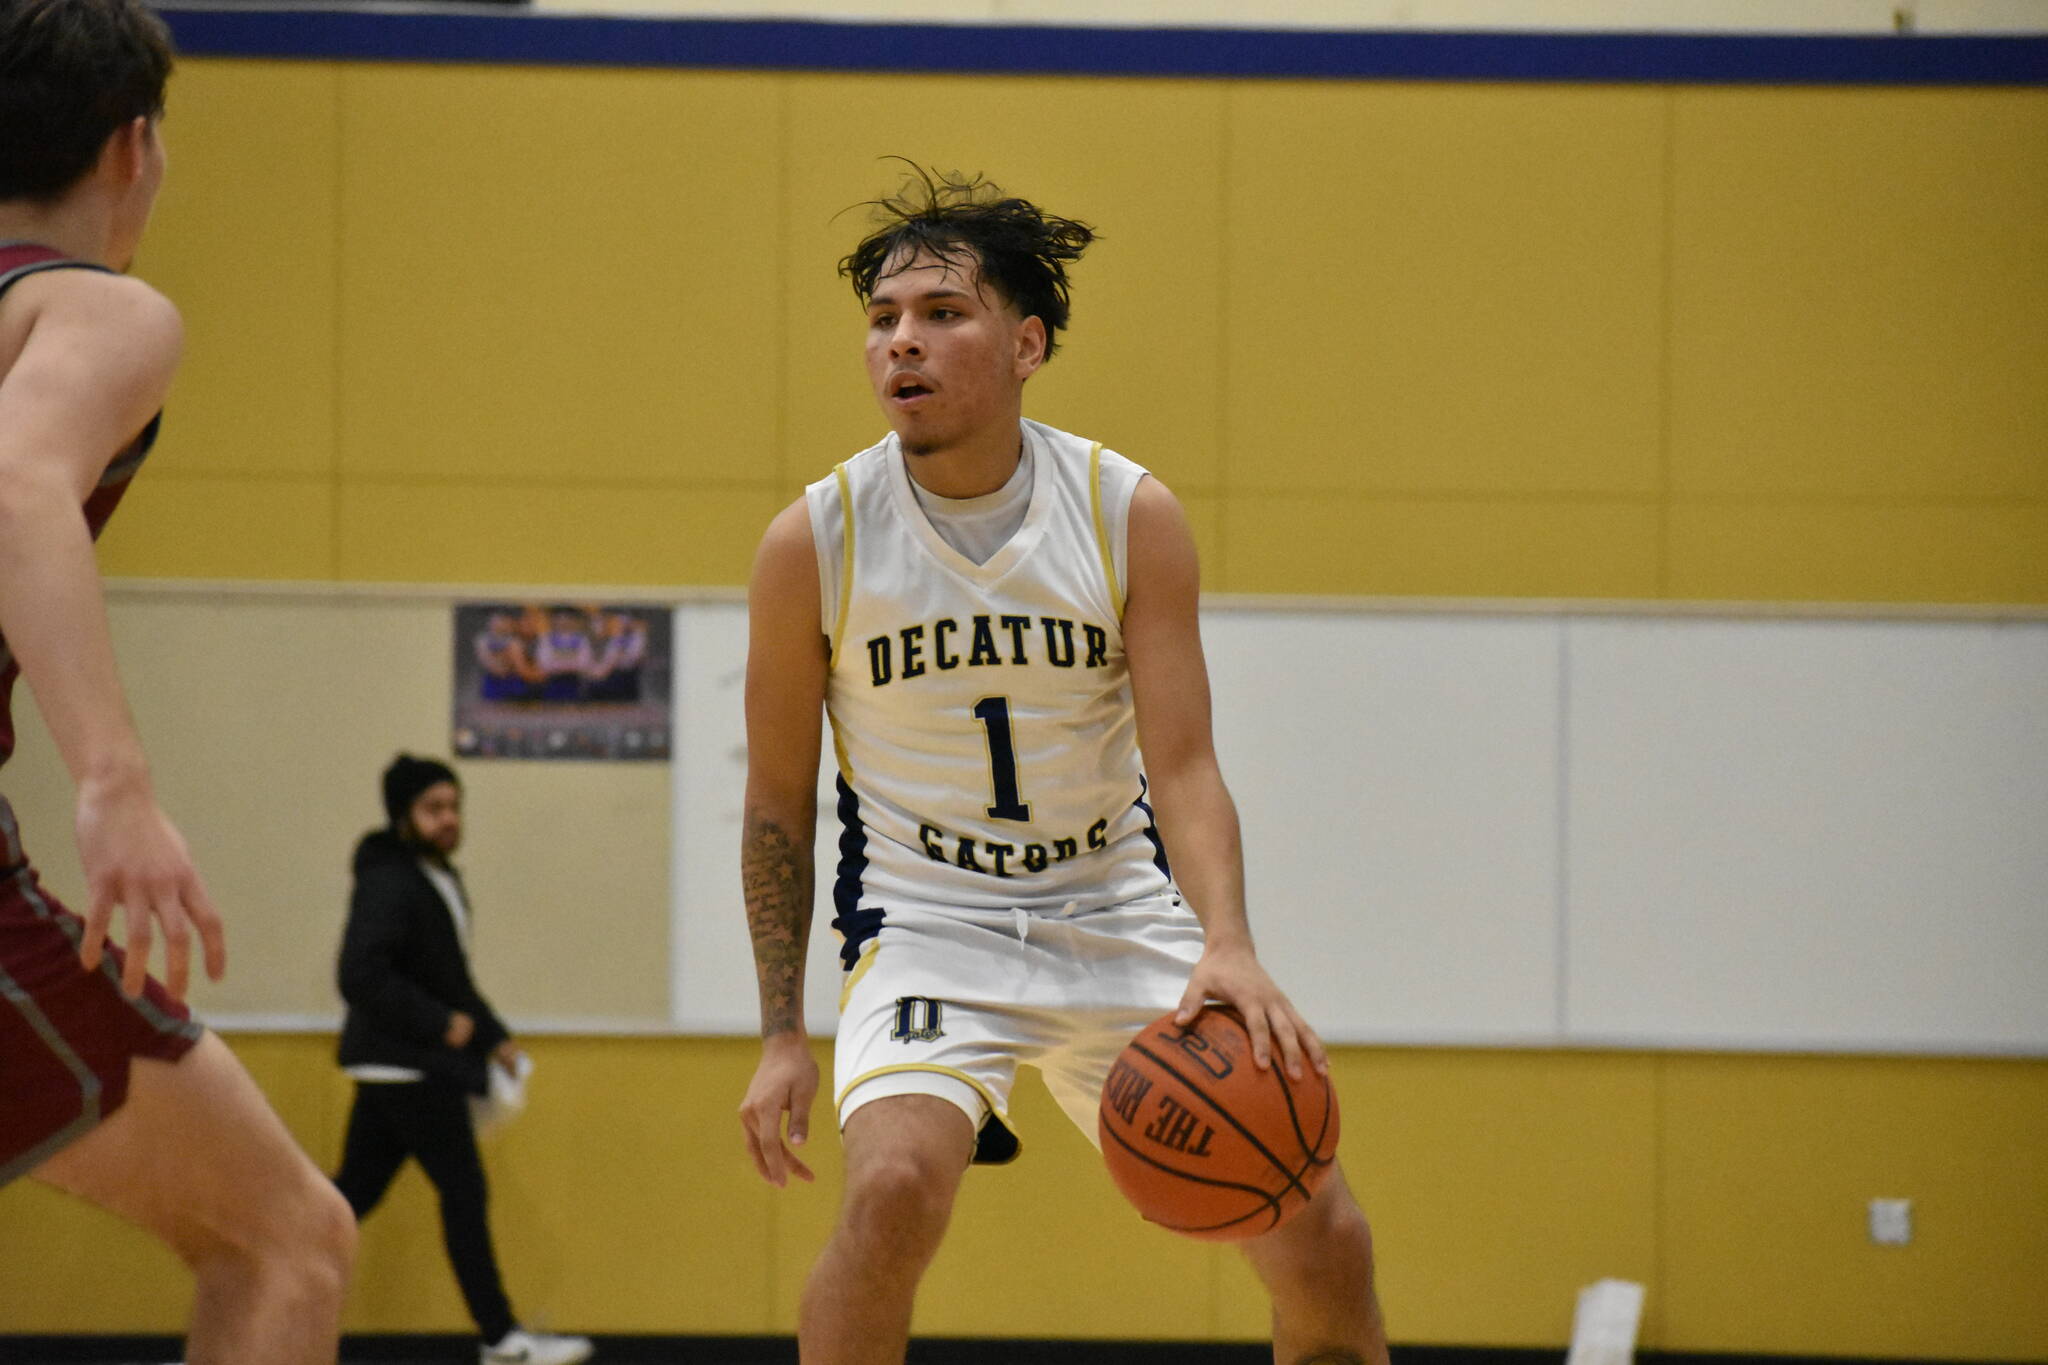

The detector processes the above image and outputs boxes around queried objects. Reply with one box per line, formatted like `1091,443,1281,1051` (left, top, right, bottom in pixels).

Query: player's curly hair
839,163,1097,360
0,0,173,202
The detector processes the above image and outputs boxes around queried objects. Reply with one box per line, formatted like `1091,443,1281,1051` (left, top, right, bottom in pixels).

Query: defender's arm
0,271,222,999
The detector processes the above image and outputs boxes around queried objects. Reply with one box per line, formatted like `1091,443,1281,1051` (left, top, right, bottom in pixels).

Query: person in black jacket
334,754,592,1365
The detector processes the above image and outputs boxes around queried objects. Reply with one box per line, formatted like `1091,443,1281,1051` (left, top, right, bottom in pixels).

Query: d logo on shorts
890,996,945,1043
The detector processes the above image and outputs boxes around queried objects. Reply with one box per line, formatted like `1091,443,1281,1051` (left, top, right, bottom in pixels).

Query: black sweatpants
333,1079,516,1343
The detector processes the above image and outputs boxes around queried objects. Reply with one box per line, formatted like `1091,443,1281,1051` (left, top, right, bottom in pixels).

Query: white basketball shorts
834,890,1204,1164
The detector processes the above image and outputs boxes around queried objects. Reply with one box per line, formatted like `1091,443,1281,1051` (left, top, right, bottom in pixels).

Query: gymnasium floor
4,1331,1945,1365
2,1337,1294,1365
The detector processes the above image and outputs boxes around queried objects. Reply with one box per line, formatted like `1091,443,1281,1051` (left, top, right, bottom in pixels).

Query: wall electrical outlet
1869,1197,1913,1246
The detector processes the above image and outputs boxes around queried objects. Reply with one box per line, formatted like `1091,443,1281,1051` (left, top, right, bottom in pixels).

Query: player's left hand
1174,940,1328,1081
74,774,227,1002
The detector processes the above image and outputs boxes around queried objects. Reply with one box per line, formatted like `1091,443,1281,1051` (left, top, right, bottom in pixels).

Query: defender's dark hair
0,0,173,202
839,164,1096,359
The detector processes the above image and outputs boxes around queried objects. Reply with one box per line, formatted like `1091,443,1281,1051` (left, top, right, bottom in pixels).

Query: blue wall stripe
155,9,2047,85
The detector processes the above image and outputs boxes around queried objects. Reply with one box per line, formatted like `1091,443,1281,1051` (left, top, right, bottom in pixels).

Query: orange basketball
1097,1006,1340,1242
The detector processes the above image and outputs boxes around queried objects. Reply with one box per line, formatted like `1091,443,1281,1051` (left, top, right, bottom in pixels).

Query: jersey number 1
972,696,1031,822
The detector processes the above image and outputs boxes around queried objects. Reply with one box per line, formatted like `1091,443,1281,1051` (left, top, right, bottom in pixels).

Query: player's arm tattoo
742,809,812,1038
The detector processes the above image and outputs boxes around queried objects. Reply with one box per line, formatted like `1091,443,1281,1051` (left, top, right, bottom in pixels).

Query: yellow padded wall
335,65,785,585
1221,83,1669,597
94,476,340,580
7,1036,2042,1358
1224,82,1669,498
1221,495,1662,597
1667,88,2048,603
105,64,2045,603
334,480,782,585
99,61,343,579
1669,88,2048,501
1248,1049,1661,1348
143,63,342,483
1659,1054,2048,1360
313,1037,786,1335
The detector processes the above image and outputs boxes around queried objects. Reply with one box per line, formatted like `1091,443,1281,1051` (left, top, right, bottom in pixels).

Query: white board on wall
17,588,2038,1053
1206,612,1564,1046
1563,616,2048,1053
671,604,1572,1044
2,586,677,1029
674,600,2048,1056
668,602,851,1037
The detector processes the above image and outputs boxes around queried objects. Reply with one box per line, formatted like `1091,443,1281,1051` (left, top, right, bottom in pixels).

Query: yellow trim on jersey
827,713,852,783
835,1062,1012,1126
829,462,855,668
838,942,879,1012
1088,441,1124,621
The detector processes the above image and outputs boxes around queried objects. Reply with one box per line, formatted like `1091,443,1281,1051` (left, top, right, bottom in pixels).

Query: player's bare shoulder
2,266,180,363
1124,473,1201,613
0,269,181,429
1128,471,1189,527
751,498,822,615
0,269,182,488
747,496,827,676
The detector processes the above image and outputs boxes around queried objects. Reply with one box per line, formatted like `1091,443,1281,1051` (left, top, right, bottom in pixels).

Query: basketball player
534,606,594,702
738,169,1389,1364
474,610,539,702
0,1,353,1359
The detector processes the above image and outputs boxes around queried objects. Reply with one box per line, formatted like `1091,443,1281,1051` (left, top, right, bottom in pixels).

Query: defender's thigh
0,854,201,1186
34,1031,341,1264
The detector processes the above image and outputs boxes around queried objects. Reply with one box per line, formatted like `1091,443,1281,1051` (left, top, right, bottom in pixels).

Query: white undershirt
345,858,472,1084
905,442,1034,566
811,423,1144,634
422,860,472,950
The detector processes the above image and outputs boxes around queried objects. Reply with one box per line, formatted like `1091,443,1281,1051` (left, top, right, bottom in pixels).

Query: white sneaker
480,1327,595,1364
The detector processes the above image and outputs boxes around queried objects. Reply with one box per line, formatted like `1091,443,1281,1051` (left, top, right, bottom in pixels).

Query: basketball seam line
1270,1051,1337,1161
1128,1037,1315,1202
1268,1070,1340,1204
1097,1120,1284,1236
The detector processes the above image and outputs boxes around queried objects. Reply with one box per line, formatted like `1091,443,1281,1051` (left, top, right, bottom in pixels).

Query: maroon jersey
0,242,162,772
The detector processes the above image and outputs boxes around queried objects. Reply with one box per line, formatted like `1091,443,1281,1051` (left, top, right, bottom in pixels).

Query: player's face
405,781,463,857
864,247,1045,456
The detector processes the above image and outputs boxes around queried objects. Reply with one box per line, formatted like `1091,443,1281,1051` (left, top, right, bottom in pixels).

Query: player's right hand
73,775,226,1003
739,1033,818,1188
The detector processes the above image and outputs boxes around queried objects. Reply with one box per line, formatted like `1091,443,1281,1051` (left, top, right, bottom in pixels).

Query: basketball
1097,1006,1340,1242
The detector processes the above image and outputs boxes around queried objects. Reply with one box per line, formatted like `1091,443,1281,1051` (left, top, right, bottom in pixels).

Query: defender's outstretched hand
1174,940,1328,1082
740,1034,819,1188
73,776,225,1002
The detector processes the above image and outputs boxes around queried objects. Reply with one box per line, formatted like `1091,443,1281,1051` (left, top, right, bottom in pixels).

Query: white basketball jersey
807,419,1173,946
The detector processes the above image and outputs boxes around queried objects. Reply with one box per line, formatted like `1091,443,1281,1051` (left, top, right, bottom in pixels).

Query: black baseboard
0,1336,2018,1365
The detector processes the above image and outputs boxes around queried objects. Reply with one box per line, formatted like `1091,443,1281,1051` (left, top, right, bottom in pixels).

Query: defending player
738,168,1389,1364
0,1,354,1358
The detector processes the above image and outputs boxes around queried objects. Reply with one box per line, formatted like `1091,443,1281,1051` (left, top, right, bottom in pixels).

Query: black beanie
382,753,458,829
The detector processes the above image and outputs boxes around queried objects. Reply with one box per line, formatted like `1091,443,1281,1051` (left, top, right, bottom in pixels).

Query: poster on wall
452,602,672,761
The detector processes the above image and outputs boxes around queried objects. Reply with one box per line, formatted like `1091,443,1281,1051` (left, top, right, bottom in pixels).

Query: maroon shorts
1,803,203,1187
